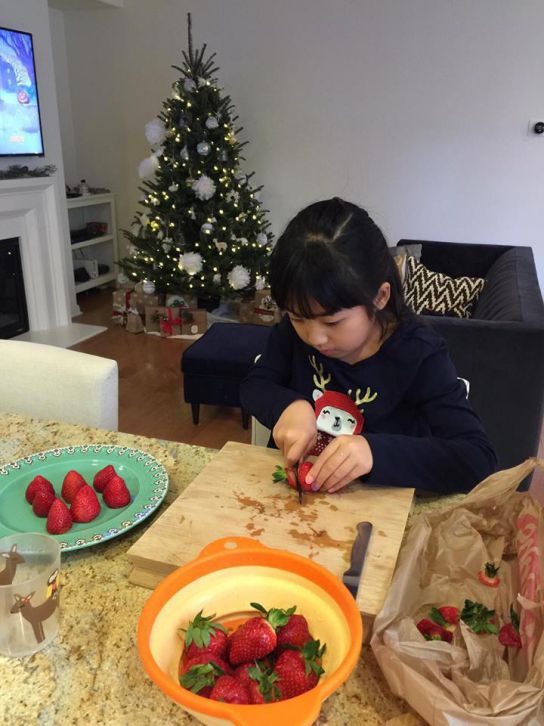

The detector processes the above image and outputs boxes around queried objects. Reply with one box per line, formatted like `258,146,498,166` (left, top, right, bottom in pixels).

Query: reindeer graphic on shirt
308,355,377,455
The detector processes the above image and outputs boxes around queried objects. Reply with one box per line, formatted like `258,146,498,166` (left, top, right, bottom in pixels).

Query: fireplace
0,238,29,338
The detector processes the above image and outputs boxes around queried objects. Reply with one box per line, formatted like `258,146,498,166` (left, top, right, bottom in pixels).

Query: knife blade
293,462,304,505
342,521,373,598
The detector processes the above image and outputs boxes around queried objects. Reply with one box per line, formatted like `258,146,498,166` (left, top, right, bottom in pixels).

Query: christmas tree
118,14,273,301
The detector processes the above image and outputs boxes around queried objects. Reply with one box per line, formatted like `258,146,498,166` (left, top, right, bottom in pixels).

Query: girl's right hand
272,400,317,467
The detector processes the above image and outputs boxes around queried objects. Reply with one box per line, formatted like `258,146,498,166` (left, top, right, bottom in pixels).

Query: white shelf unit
67,192,118,294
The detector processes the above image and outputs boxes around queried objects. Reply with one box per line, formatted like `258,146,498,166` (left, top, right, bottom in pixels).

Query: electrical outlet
528,119,544,136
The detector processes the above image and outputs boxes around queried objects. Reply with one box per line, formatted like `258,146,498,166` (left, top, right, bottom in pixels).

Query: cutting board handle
197,537,267,559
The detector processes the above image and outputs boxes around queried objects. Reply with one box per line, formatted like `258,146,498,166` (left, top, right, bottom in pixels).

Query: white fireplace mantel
0,176,105,346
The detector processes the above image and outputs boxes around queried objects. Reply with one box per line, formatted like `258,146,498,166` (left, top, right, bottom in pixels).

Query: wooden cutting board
127,442,414,620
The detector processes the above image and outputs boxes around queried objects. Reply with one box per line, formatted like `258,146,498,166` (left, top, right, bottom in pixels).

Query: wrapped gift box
131,291,160,315
181,308,207,335
112,289,133,326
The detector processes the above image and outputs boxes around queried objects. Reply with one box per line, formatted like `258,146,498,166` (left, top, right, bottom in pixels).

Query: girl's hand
306,435,373,493
273,400,317,467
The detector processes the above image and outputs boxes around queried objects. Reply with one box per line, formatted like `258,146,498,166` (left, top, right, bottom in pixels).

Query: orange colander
137,537,363,726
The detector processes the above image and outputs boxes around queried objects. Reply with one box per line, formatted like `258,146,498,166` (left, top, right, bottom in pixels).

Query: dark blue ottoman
181,322,272,428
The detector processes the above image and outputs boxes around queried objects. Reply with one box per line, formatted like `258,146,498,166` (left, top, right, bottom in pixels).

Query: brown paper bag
181,308,207,335
253,289,281,325
125,308,144,334
371,459,544,725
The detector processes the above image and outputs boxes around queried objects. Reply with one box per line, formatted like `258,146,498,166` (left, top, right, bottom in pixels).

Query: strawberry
478,562,500,588
209,675,250,704
429,606,460,631
246,663,281,704
276,613,312,649
46,498,73,534
416,618,453,642
179,652,231,677
93,464,117,493
228,603,293,665
25,475,54,504
182,610,229,661
102,475,131,508
61,470,87,504
179,654,229,696
273,463,314,492
275,639,326,699
499,607,522,648
32,487,56,517
70,484,101,523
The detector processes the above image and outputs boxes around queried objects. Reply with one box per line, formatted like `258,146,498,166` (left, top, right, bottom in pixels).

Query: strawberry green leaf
460,599,497,634
250,602,268,615
272,465,287,483
429,606,448,627
510,607,520,631
484,562,499,577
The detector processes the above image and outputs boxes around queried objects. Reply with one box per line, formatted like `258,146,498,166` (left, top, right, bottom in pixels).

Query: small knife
293,463,304,505
342,521,373,598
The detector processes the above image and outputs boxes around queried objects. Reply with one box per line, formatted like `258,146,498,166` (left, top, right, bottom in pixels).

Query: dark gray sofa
398,239,544,479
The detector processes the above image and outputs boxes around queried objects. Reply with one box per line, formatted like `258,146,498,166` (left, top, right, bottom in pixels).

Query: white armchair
0,340,118,430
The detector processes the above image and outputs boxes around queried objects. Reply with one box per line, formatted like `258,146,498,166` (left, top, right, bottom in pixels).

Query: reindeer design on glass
308,355,378,456
0,544,25,586
10,579,59,644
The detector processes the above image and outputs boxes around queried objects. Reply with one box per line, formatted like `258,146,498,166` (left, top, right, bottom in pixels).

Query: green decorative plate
0,444,169,551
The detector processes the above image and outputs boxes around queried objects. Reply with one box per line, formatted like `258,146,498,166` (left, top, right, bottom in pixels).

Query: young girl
240,198,497,494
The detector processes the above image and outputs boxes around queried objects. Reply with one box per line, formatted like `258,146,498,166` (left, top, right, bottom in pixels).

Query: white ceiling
48,0,123,10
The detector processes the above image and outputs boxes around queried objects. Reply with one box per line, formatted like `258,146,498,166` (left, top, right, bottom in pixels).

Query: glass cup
0,532,61,657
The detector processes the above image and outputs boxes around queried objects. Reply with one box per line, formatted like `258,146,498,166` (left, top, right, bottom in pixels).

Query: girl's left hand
306,436,373,493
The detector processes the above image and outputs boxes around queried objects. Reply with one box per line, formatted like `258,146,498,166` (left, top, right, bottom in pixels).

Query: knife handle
344,521,373,577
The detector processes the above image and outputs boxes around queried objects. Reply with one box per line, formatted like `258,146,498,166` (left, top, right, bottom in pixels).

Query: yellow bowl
137,537,363,726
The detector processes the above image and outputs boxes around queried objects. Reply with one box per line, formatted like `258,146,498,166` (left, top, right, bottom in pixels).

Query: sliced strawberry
102,475,131,508
272,463,313,492
25,475,54,504
478,562,500,588
209,675,250,704
93,464,117,493
32,488,56,517
276,613,311,649
46,498,73,534
61,470,87,504
70,484,101,523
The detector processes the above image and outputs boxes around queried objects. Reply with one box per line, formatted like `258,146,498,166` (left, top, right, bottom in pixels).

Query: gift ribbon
159,307,182,336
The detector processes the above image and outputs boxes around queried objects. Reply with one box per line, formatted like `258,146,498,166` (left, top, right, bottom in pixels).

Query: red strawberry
179,654,229,696
246,663,281,704
70,484,101,523
228,603,292,665
273,463,314,492
416,618,453,642
103,475,131,508
276,613,311,649
478,562,500,588
46,498,73,534
232,663,256,689
93,464,116,493
61,470,86,504
429,606,460,631
499,623,522,648
32,488,56,517
183,610,229,661
25,475,55,504
179,652,231,677
275,639,326,700
209,675,250,704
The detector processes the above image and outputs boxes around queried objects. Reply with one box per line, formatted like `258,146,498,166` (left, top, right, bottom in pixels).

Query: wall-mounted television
0,26,44,157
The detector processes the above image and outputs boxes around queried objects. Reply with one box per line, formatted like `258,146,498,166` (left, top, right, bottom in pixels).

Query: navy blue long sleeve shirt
239,314,497,494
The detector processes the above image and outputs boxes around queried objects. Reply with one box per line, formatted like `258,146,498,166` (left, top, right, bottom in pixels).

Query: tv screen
0,26,44,157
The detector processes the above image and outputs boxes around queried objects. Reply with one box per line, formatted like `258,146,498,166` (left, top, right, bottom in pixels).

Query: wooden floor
71,287,250,450
72,287,543,501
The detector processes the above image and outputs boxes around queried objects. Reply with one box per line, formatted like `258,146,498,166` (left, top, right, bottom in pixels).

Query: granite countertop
0,413,444,726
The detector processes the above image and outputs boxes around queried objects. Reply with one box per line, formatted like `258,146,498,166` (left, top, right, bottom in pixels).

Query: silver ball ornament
197,142,211,156
201,222,214,235
142,280,156,294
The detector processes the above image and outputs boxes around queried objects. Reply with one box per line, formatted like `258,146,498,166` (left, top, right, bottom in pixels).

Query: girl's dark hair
270,197,406,332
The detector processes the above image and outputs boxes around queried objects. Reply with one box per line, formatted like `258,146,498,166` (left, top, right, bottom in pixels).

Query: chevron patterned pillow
403,256,485,318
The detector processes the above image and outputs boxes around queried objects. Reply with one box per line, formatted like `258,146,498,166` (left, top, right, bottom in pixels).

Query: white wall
56,0,544,287
0,0,78,316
